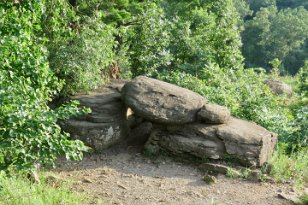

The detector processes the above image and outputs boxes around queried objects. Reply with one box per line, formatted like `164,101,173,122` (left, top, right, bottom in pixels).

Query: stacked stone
60,81,128,151
61,76,277,167
122,76,277,167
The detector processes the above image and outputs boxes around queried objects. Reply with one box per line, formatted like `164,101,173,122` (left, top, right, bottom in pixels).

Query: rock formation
61,76,277,167
123,76,277,167
60,80,128,151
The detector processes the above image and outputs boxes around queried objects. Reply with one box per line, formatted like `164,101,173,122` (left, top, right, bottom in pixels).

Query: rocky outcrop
122,76,206,124
60,80,128,151
265,79,293,97
123,77,277,167
144,118,277,167
61,76,277,167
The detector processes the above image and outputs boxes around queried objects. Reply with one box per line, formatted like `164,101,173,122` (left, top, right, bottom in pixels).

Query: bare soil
54,144,292,205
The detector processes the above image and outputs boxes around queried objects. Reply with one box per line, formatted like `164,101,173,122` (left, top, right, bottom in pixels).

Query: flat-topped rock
121,76,206,124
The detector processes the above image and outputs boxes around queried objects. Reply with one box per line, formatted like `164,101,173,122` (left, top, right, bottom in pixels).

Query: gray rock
216,118,277,167
197,104,231,124
265,79,293,97
60,81,128,151
61,120,123,151
248,170,261,182
145,123,225,160
122,76,206,124
278,192,299,204
203,174,217,184
199,163,238,175
145,118,277,167
127,121,153,145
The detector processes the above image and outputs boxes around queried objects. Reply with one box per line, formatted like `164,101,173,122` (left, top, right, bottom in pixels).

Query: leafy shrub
49,15,115,95
128,2,173,77
163,0,244,74
0,1,89,171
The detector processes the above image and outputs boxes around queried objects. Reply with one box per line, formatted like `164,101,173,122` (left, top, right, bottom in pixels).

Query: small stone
200,163,239,175
261,162,273,174
117,183,128,190
82,177,93,183
249,170,261,181
203,174,217,184
278,192,299,204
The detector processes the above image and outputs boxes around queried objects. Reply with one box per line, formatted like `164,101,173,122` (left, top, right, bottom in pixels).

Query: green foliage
0,172,86,205
297,194,308,205
49,15,115,95
269,58,282,77
226,168,241,178
248,0,276,12
276,0,308,10
284,105,308,151
42,0,76,44
0,1,89,172
164,0,244,73
241,4,308,73
269,146,308,189
75,0,145,26
234,0,253,24
297,61,308,98
128,2,172,77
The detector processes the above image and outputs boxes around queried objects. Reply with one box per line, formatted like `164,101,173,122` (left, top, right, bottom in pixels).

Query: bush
49,15,115,95
0,1,89,172
128,2,173,77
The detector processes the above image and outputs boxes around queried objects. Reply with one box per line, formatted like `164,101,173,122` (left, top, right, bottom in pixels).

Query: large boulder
145,118,277,167
265,79,293,97
121,76,206,124
60,80,128,151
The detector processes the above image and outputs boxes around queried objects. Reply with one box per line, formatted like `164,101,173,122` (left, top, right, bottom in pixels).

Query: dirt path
54,145,292,205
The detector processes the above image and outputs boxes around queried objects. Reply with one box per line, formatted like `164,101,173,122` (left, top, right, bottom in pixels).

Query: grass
0,171,87,205
269,146,308,189
296,194,308,205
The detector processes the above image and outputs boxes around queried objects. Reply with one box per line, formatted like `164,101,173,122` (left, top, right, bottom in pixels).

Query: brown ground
54,144,292,205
